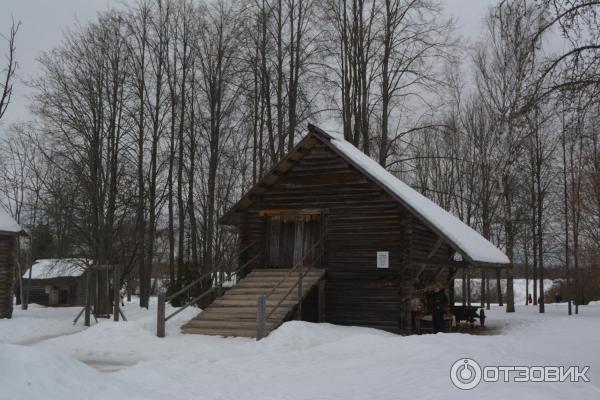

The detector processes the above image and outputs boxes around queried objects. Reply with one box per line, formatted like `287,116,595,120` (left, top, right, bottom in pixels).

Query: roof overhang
0,229,28,237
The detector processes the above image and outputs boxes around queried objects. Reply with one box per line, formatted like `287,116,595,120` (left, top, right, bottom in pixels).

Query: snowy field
1,298,600,400
455,278,556,304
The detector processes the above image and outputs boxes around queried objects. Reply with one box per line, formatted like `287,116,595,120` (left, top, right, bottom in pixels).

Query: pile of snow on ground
1,298,599,400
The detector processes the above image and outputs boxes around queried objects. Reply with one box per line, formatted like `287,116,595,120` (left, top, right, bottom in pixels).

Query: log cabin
22,259,90,307
181,125,509,337
0,209,25,318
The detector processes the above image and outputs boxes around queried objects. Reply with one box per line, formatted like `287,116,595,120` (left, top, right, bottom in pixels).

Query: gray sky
0,0,496,127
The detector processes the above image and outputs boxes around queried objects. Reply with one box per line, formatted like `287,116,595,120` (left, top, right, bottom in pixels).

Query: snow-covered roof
315,126,509,267
24,259,91,279
0,209,24,235
221,124,510,267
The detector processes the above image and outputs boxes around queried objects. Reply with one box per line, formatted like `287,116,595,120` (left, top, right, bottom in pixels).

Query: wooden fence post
297,262,303,319
256,295,266,340
113,265,120,322
157,292,166,338
84,269,91,327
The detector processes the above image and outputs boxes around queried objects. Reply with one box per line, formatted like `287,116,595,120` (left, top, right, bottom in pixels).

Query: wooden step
183,320,279,330
246,269,324,277
193,311,288,321
242,274,324,282
249,269,323,275
195,306,292,315
235,282,299,289
227,287,292,294
237,280,322,288
212,299,298,308
222,294,300,302
181,327,258,337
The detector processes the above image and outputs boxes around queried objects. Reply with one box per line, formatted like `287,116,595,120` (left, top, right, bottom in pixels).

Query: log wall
0,235,16,318
23,276,86,307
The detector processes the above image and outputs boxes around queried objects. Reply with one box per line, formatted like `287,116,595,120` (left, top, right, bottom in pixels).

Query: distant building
0,209,26,318
23,259,91,307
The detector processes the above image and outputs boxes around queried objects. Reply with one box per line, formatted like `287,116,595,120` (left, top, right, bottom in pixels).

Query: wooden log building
22,259,90,307
218,125,509,334
0,209,25,319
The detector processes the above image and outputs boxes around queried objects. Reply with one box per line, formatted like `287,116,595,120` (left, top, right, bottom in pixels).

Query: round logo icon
450,358,482,390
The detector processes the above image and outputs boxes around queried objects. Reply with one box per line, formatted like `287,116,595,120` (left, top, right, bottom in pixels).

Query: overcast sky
0,0,496,127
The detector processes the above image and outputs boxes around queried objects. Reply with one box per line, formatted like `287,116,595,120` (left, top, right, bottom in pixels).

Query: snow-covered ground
1,299,599,400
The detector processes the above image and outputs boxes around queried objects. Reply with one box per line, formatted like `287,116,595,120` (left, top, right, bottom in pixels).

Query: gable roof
221,124,510,268
0,209,25,236
24,259,90,279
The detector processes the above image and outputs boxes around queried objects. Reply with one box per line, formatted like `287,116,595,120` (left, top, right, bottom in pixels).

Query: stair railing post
157,292,166,338
297,261,303,318
256,295,266,340
318,279,326,323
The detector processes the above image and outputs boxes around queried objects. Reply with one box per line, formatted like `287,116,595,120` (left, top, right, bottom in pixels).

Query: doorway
59,288,69,305
262,210,324,269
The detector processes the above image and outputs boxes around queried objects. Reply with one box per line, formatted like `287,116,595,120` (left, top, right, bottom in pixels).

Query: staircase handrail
157,240,258,337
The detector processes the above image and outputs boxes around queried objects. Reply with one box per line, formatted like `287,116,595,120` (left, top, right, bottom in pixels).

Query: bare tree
378,0,451,166
0,19,19,123
474,0,545,313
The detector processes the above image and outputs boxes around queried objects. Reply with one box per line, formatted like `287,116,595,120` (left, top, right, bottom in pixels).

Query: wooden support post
496,269,503,306
297,263,303,319
294,219,304,319
448,267,456,306
84,269,91,327
318,279,326,322
462,269,467,307
256,295,266,340
157,292,166,338
113,265,120,322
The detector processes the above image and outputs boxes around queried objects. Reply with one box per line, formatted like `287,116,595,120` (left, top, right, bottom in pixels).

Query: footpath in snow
1,299,600,400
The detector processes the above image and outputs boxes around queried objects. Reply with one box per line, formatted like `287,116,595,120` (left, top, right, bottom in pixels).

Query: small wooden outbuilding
0,209,25,318
220,125,509,334
22,259,90,307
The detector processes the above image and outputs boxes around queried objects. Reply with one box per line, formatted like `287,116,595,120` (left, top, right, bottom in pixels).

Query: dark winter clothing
426,289,448,333
555,293,562,303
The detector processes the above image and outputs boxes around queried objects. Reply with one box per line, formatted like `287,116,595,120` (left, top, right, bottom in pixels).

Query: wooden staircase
181,268,325,338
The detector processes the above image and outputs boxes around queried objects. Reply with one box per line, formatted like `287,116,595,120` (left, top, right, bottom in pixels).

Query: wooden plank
258,209,322,217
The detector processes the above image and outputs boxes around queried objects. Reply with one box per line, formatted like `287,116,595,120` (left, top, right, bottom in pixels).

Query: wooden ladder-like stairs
181,268,325,338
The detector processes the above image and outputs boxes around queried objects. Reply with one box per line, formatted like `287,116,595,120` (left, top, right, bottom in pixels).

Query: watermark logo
450,358,590,390
450,358,482,390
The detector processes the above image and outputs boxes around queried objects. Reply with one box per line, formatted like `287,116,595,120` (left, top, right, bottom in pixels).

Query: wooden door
49,287,59,306
266,214,322,268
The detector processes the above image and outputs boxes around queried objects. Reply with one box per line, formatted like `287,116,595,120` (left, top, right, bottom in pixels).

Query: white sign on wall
377,251,389,269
